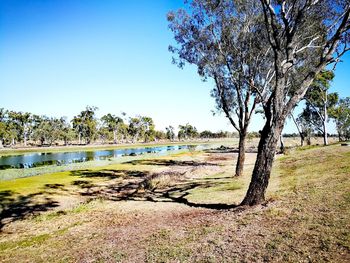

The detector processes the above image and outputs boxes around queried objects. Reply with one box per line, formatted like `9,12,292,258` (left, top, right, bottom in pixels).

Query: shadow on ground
0,190,59,231
70,169,148,179
0,159,238,230
70,168,238,210
205,146,258,154
125,159,219,167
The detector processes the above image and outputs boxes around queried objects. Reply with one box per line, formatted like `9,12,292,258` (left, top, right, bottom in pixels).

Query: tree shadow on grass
146,182,238,209
70,169,149,179
70,168,238,210
205,147,258,154
0,165,237,230
44,183,66,190
125,159,219,167
0,190,59,231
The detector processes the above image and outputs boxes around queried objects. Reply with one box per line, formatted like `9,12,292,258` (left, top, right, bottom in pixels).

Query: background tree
128,116,155,143
32,116,59,145
4,111,34,146
118,122,129,143
330,97,350,141
142,117,156,143
291,112,313,146
71,116,83,144
128,117,143,143
20,112,32,146
166,125,175,141
303,70,338,145
33,116,53,145
178,123,198,140
6,111,21,145
0,109,7,148
72,106,98,144
154,130,166,141
57,117,75,146
101,113,124,144
97,119,110,144
200,130,213,139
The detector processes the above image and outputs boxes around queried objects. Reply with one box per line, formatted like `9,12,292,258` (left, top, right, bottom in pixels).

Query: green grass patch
186,179,243,204
33,201,97,222
0,233,50,251
0,171,80,195
0,222,81,252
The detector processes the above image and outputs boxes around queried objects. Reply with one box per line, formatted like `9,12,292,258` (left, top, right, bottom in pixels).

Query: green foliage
295,113,313,145
200,130,233,139
301,70,338,141
32,116,66,145
128,116,156,143
168,0,260,140
247,132,260,142
178,123,198,140
165,125,175,141
200,130,213,139
329,97,350,141
59,118,76,145
72,106,98,144
154,130,166,141
101,113,123,143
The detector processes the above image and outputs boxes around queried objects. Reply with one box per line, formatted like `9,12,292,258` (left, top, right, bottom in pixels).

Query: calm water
0,145,203,170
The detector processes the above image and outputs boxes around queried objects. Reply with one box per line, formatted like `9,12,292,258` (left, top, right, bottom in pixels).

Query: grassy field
0,143,349,262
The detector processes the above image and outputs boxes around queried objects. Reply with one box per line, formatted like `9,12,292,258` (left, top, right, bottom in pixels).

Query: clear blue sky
0,0,349,133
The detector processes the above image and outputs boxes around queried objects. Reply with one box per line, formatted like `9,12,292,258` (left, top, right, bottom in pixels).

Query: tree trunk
235,131,247,177
113,130,117,144
323,120,328,145
290,114,304,147
300,134,305,147
323,102,328,145
241,121,283,206
279,134,285,153
338,132,343,142
0,139,3,148
307,136,311,145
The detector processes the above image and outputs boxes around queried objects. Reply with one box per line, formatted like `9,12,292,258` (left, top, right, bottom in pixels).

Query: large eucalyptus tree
168,0,270,176
169,0,350,205
241,0,350,205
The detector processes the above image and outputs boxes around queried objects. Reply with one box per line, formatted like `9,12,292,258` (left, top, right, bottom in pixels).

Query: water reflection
0,145,201,170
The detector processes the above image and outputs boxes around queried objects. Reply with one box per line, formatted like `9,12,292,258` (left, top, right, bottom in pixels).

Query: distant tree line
0,106,236,148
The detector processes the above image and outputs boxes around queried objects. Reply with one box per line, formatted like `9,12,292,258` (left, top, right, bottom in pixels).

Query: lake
0,144,206,170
